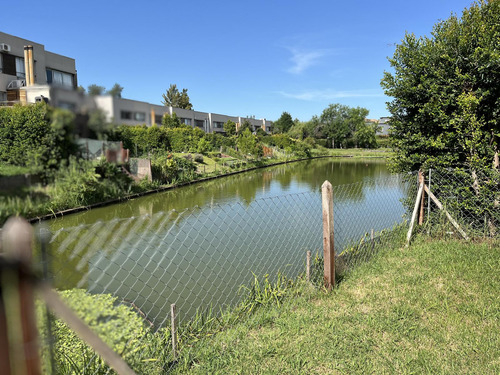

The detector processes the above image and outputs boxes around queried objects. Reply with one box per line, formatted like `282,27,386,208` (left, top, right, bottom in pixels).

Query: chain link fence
425,168,500,238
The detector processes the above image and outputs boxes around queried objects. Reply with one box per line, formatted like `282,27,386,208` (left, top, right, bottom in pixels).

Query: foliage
46,289,161,374
194,153,204,163
380,0,500,231
161,112,182,128
197,137,211,154
319,104,370,148
0,103,77,170
87,84,105,96
106,83,124,98
223,120,236,136
273,111,294,134
49,157,132,209
380,0,499,173
161,83,193,110
237,129,262,159
237,119,253,135
151,154,196,184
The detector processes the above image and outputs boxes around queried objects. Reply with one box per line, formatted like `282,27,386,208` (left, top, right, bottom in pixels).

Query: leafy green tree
381,0,500,234
319,104,369,148
380,0,499,173
106,83,124,98
161,84,193,110
87,84,105,96
273,112,294,134
161,112,182,128
237,119,253,135
223,120,236,136
238,129,261,158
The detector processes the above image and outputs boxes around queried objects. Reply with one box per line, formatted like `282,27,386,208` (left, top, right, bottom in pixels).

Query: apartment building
0,32,272,134
0,31,77,104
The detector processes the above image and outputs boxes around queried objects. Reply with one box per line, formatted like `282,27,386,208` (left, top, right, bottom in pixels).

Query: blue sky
4,0,474,121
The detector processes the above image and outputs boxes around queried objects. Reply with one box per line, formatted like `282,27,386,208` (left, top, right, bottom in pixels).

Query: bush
0,103,77,169
151,154,196,184
43,289,163,373
194,154,204,163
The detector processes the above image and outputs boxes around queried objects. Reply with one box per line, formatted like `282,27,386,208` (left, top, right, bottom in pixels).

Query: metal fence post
419,170,425,225
322,181,335,290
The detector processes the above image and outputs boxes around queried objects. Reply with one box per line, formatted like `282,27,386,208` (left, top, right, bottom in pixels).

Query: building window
120,111,132,120
0,54,16,76
179,118,191,126
213,121,224,129
134,112,146,122
46,68,73,88
0,92,7,104
15,57,25,78
195,120,204,128
155,114,163,124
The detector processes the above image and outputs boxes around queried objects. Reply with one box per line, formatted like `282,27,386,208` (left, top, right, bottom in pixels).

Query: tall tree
380,0,499,173
273,112,294,134
161,84,193,110
106,83,124,98
381,0,500,234
319,104,369,148
223,120,236,136
87,84,105,96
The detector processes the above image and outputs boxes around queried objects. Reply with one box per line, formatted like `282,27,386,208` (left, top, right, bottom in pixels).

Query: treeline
273,104,380,149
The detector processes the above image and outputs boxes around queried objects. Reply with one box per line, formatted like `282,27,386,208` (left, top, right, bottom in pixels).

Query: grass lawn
174,235,500,374
328,147,393,158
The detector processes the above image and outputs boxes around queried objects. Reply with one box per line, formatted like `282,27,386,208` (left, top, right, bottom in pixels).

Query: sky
4,0,475,122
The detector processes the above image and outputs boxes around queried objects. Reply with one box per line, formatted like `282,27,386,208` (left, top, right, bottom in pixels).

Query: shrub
194,154,204,163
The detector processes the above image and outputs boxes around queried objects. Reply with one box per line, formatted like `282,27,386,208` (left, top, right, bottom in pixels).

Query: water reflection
49,158,389,228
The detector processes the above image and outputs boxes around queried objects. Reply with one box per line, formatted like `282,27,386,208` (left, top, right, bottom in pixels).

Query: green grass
173,235,500,374
327,147,393,158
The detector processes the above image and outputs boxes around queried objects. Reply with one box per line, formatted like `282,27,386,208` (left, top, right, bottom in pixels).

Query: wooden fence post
321,181,335,290
418,170,425,225
1,217,41,375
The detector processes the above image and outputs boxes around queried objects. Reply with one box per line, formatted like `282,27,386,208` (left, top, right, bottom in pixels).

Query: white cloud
278,89,384,101
286,48,331,74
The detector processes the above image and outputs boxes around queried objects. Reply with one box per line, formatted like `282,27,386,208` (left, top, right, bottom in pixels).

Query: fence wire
425,168,500,238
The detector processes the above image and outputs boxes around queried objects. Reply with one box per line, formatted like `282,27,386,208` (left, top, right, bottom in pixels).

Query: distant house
377,117,391,136
0,32,273,134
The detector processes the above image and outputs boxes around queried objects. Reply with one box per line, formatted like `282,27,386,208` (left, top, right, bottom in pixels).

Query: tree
106,83,124,98
87,84,105,96
161,112,182,128
161,84,193,110
380,0,500,234
237,119,253,135
223,120,236,136
319,104,369,148
380,0,499,173
273,112,294,134
238,129,262,159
